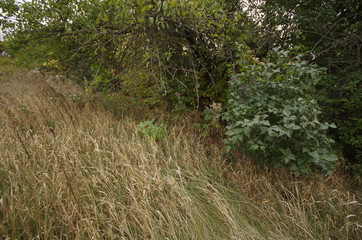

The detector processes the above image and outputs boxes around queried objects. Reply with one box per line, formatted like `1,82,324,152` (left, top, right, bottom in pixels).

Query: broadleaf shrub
137,121,167,142
223,48,338,175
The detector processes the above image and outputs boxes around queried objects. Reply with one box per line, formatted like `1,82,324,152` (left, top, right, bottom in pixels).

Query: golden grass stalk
0,71,360,239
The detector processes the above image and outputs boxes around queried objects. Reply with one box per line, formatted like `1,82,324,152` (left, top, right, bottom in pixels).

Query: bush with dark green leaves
317,72,362,174
223,49,338,175
256,0,362,174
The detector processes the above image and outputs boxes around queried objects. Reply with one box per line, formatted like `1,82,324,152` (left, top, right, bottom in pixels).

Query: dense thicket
1,0,361,173
1,0,251,108
224,49,338,175
254,0,362,172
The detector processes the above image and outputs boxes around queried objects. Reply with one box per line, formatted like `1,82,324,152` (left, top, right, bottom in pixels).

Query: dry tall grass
0,70,361,239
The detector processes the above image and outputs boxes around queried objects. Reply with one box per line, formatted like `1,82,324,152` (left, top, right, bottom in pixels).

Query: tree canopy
1,0,253,107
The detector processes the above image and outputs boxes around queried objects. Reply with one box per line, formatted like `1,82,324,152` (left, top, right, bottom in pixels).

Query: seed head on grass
0,70,360,239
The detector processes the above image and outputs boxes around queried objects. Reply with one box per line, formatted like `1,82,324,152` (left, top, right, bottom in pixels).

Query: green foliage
223,48,338,175
317,72,362,173
259,0,361,71
4,37,59,69
203,102,223,127
137,120,167,141
0,41,4,53
0,56,22,76
2,0,252,107
194,102,222,130
256,0,362,172
2,0,359,174
193,102,223,139
0,0,19,31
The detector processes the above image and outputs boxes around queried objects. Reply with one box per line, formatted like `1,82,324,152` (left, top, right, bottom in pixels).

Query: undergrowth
0,69,361,239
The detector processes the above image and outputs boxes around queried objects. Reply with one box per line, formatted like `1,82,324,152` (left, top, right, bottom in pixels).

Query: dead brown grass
0,70,361,239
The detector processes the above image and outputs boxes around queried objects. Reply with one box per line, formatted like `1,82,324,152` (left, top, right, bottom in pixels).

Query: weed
137,120,167,141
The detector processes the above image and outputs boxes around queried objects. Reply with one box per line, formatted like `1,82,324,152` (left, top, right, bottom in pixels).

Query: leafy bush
137,121,167,141
317,72,362,174
223,48,338,175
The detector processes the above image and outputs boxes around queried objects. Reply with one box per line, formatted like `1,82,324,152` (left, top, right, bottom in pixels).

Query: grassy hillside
0,61,361,239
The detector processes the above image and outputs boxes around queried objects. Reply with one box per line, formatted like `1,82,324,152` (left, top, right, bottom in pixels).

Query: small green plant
203,102,222,127
223,48,338,175
194,102,222,130
137,120,167,141
18,105,32,117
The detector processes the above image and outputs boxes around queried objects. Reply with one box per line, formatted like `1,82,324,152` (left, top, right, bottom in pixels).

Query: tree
1,0,252,108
